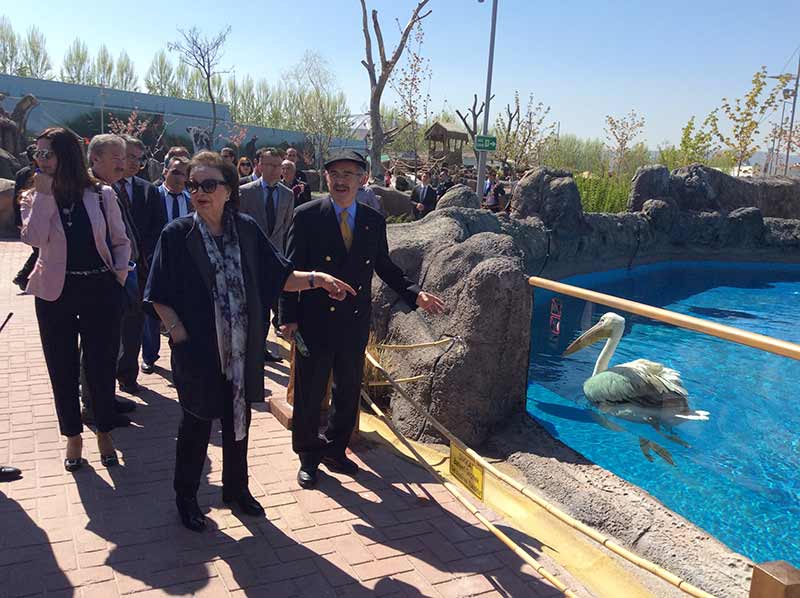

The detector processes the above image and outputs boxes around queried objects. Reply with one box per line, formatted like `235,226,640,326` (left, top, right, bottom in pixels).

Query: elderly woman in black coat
145,151,353,531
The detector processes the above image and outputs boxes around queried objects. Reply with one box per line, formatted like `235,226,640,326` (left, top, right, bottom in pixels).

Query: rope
376,336,460,350
366,375,425,386
360,389,577,597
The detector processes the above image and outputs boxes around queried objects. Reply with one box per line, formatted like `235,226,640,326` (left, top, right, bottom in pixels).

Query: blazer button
354,309,359,315
329,306,336,312
358,285,363,291
365,259,370,264
325,256,332,262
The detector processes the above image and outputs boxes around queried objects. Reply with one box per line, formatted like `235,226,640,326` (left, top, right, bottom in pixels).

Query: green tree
17,25,51,78
144,50,175,96
679,114,718,164
710,66,790,175
112,50,138,91
604,110,645,174
0,17,19,75
90,44,114,87
495,91,555,174
60,38,91,84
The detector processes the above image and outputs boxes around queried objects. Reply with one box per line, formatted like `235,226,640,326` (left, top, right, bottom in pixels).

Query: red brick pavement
0,239,580,598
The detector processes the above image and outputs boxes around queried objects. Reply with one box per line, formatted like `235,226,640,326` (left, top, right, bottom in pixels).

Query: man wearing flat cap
280,150,444,489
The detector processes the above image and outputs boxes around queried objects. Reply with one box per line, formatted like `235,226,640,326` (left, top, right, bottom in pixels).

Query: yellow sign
449,443,484,500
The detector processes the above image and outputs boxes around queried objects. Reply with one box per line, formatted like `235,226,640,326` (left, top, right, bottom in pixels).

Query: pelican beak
563,320,612,355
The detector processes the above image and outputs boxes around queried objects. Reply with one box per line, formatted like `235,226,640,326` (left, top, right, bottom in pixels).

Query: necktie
340,211,353,251
116,181,132,211
265,185,276,236
170,193,181,221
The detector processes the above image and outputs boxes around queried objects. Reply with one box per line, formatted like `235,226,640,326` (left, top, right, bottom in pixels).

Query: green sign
475,135,497,152
380,154,390,162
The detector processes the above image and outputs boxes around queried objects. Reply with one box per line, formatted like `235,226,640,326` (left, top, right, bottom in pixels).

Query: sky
2,0,800,147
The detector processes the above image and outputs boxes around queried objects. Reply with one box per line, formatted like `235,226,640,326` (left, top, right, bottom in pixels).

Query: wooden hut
424,122,468,166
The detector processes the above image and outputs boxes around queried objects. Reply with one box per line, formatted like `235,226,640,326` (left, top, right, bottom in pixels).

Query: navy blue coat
144,212,292,419
279,197,419,352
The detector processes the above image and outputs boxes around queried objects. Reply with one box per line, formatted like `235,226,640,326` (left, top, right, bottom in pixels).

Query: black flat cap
324,150,368,170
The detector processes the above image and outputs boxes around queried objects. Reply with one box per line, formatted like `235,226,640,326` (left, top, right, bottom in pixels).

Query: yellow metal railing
528,276,800,361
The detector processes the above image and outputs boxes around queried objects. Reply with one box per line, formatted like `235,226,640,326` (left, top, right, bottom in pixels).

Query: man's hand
316,273,356,301
33,172,53,195
169,322,189,344
415,202,424,211
280,323,298,340
416,291,445,314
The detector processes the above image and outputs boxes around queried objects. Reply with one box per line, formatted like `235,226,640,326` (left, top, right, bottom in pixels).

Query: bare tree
168,26,231,141
456,93,494,145
495,92,555,174
360,0,432,178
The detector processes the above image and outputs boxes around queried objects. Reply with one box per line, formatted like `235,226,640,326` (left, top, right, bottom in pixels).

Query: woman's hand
33,172,53,195
316,273,356,301
416,291,445,314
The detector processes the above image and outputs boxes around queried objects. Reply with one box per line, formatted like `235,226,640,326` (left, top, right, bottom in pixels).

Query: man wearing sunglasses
280,150,445,489
138,155,192,374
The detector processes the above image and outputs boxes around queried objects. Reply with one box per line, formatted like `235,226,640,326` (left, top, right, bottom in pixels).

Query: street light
475,0,498,200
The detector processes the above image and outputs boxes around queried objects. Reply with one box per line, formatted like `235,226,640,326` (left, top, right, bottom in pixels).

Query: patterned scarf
195,211,249,441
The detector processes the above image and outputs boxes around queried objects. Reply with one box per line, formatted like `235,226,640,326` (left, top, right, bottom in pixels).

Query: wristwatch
309,271,315,288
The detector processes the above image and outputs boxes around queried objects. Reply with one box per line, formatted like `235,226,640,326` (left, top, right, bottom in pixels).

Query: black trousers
173,384,252,499
35,273,123,436
115,296,143,385
292,344,365,466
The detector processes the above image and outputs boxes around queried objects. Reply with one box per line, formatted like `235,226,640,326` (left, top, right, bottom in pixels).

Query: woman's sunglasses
186,179,227,194
241,162,252,168
33,149,55,160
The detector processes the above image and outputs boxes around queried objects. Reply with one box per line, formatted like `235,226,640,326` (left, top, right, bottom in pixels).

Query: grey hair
87,134,125,164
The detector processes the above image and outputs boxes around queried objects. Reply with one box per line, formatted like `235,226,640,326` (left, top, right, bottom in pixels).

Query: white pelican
563,312,710,424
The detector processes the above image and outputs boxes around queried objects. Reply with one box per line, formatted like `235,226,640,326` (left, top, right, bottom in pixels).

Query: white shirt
160,184,190,221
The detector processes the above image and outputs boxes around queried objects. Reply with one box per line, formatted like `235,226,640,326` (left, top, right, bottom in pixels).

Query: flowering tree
107,110,150,137
604,110,646,175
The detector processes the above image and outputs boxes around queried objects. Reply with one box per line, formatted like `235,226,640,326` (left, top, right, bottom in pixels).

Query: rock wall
629,163,800,218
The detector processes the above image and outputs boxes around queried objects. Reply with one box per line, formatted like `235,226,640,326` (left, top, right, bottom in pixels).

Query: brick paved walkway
0,239,576,598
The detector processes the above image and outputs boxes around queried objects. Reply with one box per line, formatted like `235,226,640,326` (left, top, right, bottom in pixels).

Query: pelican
563,312,709,424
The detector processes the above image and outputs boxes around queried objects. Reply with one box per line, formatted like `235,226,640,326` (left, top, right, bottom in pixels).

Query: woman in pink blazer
20,127,130,471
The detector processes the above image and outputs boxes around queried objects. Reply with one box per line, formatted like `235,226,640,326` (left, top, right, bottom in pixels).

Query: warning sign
449,443,484,500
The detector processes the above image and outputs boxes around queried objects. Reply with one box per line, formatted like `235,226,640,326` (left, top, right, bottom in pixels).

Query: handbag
97,187,138,306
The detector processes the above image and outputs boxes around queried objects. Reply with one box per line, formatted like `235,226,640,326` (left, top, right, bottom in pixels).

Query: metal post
775,100,788,175
784,54,800,176
475,0,499,199
99,84,106,134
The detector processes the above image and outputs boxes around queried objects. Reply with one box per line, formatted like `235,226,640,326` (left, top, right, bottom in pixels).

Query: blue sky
3,0,799,147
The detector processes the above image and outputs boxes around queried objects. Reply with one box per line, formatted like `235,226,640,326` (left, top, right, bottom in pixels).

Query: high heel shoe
96,432,118,467
64,435,84,472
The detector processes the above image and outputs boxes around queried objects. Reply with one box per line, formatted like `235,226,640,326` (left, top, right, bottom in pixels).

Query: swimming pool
527,261,800,566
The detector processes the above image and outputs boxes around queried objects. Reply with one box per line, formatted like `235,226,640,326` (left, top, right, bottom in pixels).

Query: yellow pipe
360,390,578,598
528,276,800,361
364,350,716,598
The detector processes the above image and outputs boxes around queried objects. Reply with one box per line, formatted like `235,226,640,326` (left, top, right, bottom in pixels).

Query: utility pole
475,0,498,199
99,84,107,134
774,100,789,175
785,53,800,176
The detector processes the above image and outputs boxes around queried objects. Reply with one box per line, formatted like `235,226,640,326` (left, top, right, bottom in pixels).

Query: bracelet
309,271,315,289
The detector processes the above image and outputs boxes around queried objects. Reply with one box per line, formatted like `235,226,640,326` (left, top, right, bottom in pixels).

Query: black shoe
223,489,264,516
0,465,22,481
141,362,155,375
114,396,137,413
64,458,86,472
321,455,359,477
297,467,318,489
264,349,283,363
176,496,206,532
118,381,142,395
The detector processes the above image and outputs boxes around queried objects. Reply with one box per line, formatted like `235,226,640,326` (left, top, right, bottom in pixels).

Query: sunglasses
33,149,55,160
186,179,227,194
241,162,252,167
128,155,147,165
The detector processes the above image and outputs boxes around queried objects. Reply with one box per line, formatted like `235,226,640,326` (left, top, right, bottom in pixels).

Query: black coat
129,176,165,264
279,198,419,351
410,185,437,219
144,213,292,419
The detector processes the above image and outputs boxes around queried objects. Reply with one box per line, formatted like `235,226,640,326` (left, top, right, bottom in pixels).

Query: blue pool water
526,261,800,566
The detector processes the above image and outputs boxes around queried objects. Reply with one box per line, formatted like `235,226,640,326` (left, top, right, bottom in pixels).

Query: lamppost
475,0,498,200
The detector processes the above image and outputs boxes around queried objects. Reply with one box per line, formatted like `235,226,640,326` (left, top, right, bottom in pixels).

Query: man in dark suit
280,150,444,489
286,146,312,204
137,155,192,373
410,170,438,220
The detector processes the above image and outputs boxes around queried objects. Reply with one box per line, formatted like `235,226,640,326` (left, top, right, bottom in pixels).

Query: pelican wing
583,359,688,407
